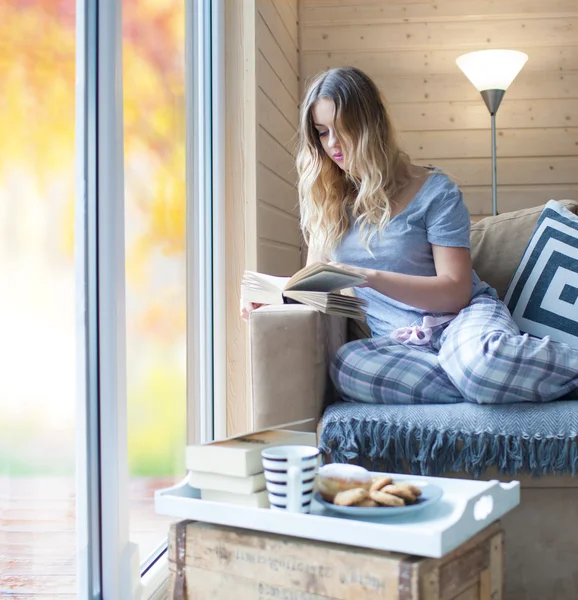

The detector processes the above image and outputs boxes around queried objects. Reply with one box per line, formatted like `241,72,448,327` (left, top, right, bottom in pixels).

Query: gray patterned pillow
504,200,578,347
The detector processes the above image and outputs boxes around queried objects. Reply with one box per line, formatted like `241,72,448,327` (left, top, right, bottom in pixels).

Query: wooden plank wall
225,1,301,436
225,0,255,436
300,0,578,217
256,0,301,275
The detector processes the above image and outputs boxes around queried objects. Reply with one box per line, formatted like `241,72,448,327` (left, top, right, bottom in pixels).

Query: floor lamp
456,50,528,216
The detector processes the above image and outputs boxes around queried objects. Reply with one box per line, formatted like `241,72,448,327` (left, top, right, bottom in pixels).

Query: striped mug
261,445,320,513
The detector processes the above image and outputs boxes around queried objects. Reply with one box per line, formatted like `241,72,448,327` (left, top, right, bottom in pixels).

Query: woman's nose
328,131,340,149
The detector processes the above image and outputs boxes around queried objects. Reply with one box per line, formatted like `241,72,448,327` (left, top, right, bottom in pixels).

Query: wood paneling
258,201,301,247
257,0,298,73
402,128,578,159
417,157,578,187
258,126,297,185
304,0,578,25
224,0,301,436
257,88,297,151
303,19,578,52
303,46,578,78
258,164,299,215
225,0,258,436
258,52,299,128
225,0,300,436
258,240,302,277
257,14,299,102
374,72,578,104
274,1,299,47
390,98,578,131
463,184,578,216
257,0,301,278
301,1,578,216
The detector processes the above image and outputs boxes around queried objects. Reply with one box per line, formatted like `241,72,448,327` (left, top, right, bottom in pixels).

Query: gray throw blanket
319,400,578,477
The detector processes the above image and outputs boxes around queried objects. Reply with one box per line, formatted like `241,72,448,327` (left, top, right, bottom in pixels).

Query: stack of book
186,425,317,508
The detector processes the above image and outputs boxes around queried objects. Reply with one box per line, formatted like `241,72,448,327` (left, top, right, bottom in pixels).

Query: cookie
382,484,417,504
356,499,378,507
387,482,421,496
370,475,393,492
403,483,422,497
334,487,368,506
369,490,404,507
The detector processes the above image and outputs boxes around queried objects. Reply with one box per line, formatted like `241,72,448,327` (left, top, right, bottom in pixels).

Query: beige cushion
470,200,578,300
250,306,348,430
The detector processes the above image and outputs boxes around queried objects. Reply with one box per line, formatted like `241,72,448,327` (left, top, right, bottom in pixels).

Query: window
1,0,219,596
122,0,187,564
0,1,78,595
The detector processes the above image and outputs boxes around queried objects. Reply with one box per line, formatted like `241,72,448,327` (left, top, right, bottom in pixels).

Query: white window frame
187,0,226,445
188,0,215,446
210,0,227,443
75,0,225,597
75,0,101,596
76,0,138,597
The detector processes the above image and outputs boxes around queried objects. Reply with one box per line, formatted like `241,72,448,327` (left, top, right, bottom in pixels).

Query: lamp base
480,89,505,116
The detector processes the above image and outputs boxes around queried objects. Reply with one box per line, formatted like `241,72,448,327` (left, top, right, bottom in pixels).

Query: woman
243,66,578,405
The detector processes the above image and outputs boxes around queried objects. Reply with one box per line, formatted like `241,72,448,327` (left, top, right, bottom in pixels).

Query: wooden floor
1,475,178,598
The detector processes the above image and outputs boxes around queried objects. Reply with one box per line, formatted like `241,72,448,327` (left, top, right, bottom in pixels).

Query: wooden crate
168,520,503,600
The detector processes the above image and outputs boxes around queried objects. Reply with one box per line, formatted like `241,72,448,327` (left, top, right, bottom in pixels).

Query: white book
186,428,316,477
188,470,266,494
200,488,270,508
241,262,367,320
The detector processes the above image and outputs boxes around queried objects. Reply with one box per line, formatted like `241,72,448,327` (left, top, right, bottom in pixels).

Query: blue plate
314,480,443,518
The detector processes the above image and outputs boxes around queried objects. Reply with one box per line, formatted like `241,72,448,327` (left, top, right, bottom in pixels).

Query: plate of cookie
314,464,443,518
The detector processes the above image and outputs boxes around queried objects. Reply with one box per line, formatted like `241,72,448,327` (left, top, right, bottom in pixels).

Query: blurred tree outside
0,0,186,478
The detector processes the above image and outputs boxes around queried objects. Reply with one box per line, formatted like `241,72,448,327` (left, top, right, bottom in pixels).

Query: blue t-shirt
332,169,497,337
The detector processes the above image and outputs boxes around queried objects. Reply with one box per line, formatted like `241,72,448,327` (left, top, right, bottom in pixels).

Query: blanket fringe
319,418,578,477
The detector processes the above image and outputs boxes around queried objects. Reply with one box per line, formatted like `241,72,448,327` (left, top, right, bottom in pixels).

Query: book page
286,271,364,292
242,271,290,293
241,271,290,305
284,291,367,319
286,262,366,292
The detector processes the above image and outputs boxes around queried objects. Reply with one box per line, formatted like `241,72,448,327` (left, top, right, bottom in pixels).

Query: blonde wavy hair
296,67,413,255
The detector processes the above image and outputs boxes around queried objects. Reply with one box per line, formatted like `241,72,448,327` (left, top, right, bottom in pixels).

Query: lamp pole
491,112,497,217
480,89,505,217
456,49,528,219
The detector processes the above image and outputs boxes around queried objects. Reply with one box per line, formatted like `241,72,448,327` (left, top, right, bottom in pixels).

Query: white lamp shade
456,50,528,92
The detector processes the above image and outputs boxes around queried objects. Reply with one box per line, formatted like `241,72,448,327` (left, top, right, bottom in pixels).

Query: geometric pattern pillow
504,199,578,347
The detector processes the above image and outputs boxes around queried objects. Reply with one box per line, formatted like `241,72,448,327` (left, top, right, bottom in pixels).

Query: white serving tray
155,472,520,558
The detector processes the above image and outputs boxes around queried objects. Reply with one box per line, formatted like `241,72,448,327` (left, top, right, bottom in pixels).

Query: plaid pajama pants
330,294,578,404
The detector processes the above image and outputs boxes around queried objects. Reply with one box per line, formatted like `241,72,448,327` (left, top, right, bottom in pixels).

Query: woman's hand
328,261,373,288
240,299,266,323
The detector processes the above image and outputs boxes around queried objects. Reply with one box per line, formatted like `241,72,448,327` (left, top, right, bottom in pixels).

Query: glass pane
122,0,187,563
0,0,77,596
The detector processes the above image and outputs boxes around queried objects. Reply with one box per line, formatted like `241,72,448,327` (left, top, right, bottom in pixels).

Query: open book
242,262,368,320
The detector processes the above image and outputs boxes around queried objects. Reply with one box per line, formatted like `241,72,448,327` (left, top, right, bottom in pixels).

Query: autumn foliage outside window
0,0,187,592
